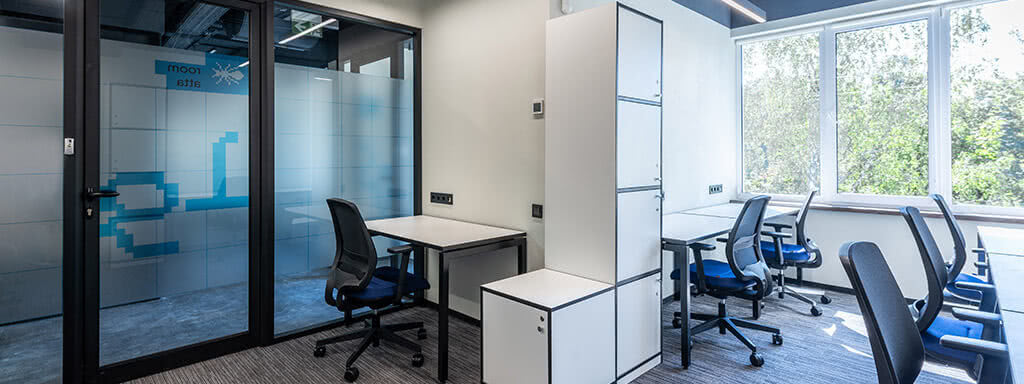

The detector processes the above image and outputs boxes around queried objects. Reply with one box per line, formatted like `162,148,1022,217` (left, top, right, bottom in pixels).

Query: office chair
683,195,782,367
930,194,990,306
839,241,1009,384
901,207,1002,380
759,191,830,317
316,198,431,382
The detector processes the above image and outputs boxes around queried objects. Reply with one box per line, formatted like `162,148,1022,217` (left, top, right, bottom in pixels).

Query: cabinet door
551,290,616,384
617,6,662,102
616,274,662,376
617,189,662,281
617,100,661,189
482,292,548,384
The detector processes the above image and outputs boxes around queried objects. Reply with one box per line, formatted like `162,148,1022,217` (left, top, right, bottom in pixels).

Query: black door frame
63,0,268,382
62,0,420,381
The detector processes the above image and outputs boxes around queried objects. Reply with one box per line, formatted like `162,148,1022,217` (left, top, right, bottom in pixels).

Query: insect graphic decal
212,62,245,85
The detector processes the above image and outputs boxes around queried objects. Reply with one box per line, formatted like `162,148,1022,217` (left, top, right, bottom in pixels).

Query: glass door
82,0,261,372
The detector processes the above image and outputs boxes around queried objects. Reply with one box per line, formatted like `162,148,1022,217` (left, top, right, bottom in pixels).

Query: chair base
313,310,427,381
772,269,827,316
688,300,781,367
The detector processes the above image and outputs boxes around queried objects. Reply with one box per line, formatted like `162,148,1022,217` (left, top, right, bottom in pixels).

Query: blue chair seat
922,315,983,367
347,267,430,302
759,241,811,262
669,260,755,292
944,273,984,302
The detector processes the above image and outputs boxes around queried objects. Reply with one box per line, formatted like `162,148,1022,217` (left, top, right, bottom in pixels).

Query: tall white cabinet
545,3,664,382
480,4,663,383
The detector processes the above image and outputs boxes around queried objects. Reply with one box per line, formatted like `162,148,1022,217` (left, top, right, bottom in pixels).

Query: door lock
85,207,94,218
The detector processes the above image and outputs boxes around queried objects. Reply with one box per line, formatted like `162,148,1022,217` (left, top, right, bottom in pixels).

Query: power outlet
709,184,723,195
430,192,453,205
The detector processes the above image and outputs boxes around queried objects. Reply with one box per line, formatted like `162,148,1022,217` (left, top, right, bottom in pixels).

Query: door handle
86,188,120,200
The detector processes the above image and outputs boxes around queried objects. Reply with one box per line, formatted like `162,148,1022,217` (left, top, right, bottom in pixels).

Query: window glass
950,1,1024,207
741,33,821,195
836,19,930,196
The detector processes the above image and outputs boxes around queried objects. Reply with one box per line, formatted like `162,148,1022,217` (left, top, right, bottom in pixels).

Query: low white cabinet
481,269,615,384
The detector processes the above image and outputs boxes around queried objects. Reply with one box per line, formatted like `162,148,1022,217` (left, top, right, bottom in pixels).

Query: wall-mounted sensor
532,98,544,117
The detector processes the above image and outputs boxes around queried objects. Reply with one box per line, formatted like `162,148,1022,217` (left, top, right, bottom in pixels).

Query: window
738,0,1024,214
741,33,821,195
950,1,1024,207
836,20,930,197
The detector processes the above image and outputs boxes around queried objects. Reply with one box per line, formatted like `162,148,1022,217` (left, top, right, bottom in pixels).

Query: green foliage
743,5,1023,207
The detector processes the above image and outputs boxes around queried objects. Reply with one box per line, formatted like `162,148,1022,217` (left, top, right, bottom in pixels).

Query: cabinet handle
654,177,661,182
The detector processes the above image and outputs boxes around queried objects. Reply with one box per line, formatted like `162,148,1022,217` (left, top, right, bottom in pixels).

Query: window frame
736,0,1024,217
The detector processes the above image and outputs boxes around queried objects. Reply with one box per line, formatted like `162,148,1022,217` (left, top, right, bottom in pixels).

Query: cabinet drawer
616,100,661,189
482,292,549,384
616,274,662,376
617,190,662,281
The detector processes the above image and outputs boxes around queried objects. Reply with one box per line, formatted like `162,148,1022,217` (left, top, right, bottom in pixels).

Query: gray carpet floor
0,271,339,384
129,286,973,384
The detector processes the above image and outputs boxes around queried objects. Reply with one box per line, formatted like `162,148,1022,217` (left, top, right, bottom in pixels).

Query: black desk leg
675,248,690,369
673,246,682,301
413,246,426,305
517,238,527,274
438,251,450,383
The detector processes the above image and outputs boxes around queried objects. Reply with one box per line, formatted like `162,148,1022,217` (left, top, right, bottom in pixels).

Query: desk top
987,253,1024,313
366,215,525,251
978,226,1024,257
662,203,800,245
481,268,613,311
678,203,799,220
1001,310,1024,384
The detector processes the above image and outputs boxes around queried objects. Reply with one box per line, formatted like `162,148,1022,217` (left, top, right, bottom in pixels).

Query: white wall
314,0,739,317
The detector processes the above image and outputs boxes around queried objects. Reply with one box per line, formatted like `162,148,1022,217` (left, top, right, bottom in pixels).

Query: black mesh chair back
930,194,967,283
794,190,817,247
900,206,947,332
324,198,378,307
840,241,925,384
725,195,774,298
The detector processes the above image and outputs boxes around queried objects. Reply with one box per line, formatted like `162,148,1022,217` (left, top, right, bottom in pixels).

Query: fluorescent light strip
279,18,337,45
227,17,340,70
722,0,767,23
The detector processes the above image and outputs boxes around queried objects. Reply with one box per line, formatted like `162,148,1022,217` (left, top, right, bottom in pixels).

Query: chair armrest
689,242,716,251
952,307,1001,326
388,244,414,303
972,248,987,255
387,244,413,255
763,222,792,231
939,336,1008,358
955,281,995,295
761,230,792,239
716,237,729,243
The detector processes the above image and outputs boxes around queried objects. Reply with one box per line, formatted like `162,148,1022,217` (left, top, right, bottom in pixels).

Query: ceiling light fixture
721,0,767,23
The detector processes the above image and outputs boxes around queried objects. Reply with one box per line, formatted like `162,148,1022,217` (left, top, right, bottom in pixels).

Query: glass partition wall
0,2,65,383
271,3,416,335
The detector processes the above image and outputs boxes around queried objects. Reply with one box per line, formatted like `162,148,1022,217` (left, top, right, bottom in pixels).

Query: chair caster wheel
672,318,682,329
412,353,425,367
344,367,359,382
772,334,783,346
750,353,764,367
820,295,832,304
417,328,427,340
811,306,822,317
313,346,326,358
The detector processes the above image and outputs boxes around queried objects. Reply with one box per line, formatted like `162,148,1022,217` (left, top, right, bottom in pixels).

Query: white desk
365,215,527,383
976,226,1024,383
678,202,799,221
978,226,1024,257
662,202,799,368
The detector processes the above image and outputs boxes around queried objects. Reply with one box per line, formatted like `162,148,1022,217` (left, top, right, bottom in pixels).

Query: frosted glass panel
273,4,415,335
0,2,64,383
97,0,250,365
